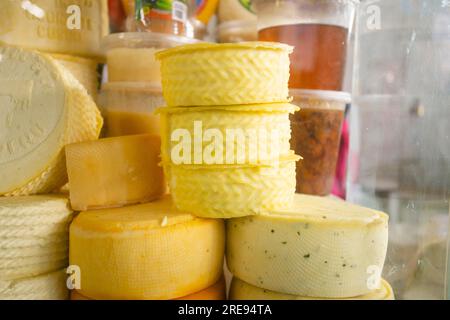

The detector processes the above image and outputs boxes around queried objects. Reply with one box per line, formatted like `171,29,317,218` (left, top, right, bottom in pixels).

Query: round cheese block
70,196,225,300
226,194,389,298
229,277,395,300
156,42,293,107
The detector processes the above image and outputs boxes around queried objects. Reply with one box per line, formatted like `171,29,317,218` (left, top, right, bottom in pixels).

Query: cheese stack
66,135,226,299
0,196,72,300
157,42,299,218
227,194,393,300
0,0,109,100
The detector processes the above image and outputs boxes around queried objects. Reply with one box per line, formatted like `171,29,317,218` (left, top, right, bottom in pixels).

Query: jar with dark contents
290,90,350,196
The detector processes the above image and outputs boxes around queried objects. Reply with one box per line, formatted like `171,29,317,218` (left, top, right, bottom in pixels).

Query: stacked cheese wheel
66,135,226,300
0,45,103,299
0,0,109,101
157,42,299,218
227,194,392,300
0,196,73,299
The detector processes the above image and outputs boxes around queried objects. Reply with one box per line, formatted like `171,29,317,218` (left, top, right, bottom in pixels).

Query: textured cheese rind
70,276,227,300
0,47,103,196
0,269,68,300
167,158,298,219
0,0,109,59
65,134,166,211
156,42,292,107
50,53,99,100
0,195,72,280
229,277,395,300
159,103,298,165
226,194,389,298
70,196,225,300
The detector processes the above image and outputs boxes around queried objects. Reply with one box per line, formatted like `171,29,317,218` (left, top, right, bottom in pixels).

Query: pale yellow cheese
0,0,109,59
70,276,227,300
51,53,99,100
0,269,69,300
166,156,298,219
229,277,395,300
65,134,166,211
0,195,72,280
69,196,225,300
226,194,389,298
0,46,103,196
156,42,292,107
159,103,298,165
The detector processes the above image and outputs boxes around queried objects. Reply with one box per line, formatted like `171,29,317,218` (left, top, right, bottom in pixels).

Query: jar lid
101,82,163,94
290,89,352,103
102,32,200,51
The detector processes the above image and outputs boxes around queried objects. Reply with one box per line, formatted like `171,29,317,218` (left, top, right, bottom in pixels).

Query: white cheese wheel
0,46,103,196
0,269,68,300
0,195,72,280
226,194,389,298
229,277,395,300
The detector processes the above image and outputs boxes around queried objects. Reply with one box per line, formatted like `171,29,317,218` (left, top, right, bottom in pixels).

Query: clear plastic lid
253,0,358,31
102,32,200,52
99,82,165,112
290,89,351,110
218,20,258,43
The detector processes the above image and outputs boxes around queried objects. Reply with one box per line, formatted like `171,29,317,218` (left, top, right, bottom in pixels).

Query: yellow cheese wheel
159,103,298,165
0,46,103,196
167,156,298,219
65,134,166,211
0,195,72,280
156,42,292,107
69,196,225,300
0,269,69,300
51,53,99,101
70,276,226,300
229,277,395,300
0,0,109,59
226,194,389,298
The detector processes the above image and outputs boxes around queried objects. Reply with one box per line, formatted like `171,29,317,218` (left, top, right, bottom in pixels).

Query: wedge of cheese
0,195,72,280
0,0,109,59
69,196,225,300
0,269,68,300
70,276,227,300
0,46,103,196
159,103,298,165
156,42,292,107
167,156,298,219
226,194,389,298
51,54,99,100
65,134,166,211
229,277,394,300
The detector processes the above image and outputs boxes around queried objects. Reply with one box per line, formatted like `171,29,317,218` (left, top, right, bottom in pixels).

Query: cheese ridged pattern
156,42,293,107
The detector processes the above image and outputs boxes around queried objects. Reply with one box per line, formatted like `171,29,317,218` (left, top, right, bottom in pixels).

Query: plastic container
290,89,351,196
0,0,109,59
99,82,166,137
218,20,258,43
103,32,199,84
218,0,256,23
254,0,357,90
133,0,194,37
